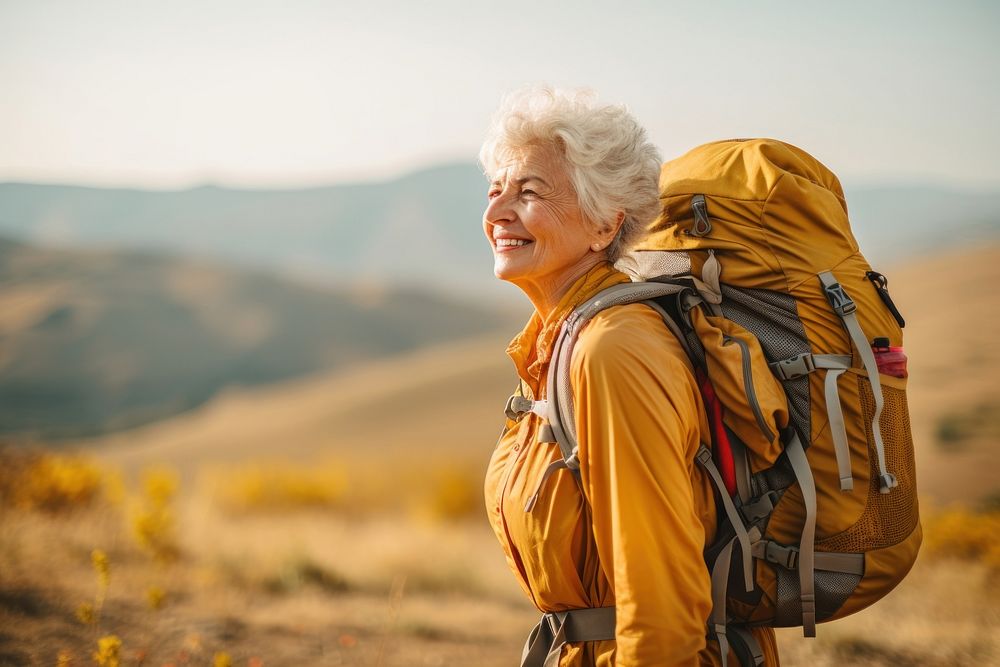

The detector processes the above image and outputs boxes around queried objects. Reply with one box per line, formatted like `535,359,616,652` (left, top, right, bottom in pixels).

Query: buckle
505,395,534,420
768,542,799,569
752,540,799,569
822,281,857,317
740,491,778,523
770,353,816,381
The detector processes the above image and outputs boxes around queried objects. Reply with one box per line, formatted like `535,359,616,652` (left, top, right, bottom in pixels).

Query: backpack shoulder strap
518,280,692,513
544,281,692,467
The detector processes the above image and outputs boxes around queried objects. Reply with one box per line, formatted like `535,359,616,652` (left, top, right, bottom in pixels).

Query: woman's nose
484,190,514,226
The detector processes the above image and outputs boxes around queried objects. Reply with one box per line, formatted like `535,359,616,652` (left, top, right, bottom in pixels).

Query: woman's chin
492,260,522,283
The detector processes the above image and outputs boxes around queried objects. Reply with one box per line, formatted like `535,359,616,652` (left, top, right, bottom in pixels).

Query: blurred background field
2,1,999,666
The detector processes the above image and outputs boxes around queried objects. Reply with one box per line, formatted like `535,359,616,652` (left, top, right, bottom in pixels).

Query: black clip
866,271,906,329
823,281,856,317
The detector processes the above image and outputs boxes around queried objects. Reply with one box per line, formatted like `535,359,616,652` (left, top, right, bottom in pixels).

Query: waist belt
519,607,767,667
520,607,616,667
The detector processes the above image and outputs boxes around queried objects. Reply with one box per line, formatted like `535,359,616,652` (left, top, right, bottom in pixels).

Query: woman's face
483,143,609,310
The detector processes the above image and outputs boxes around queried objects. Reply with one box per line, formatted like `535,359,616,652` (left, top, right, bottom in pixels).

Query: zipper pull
690,194,712,236
866,271,906,328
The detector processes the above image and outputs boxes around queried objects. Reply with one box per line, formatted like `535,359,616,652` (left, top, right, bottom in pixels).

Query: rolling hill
0,236,521,441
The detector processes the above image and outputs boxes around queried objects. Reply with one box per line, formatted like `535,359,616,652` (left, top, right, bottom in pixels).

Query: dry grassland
2,245,999,665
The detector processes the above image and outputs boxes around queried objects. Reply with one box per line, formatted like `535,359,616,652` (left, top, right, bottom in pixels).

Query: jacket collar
506,262,630,393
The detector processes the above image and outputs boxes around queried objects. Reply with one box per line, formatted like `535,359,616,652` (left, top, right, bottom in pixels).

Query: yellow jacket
485,262,779,666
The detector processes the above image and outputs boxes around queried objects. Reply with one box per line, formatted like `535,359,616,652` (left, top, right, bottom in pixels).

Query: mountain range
2,166,998,298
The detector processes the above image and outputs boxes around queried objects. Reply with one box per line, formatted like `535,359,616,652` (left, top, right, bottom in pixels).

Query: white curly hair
479,85,662,261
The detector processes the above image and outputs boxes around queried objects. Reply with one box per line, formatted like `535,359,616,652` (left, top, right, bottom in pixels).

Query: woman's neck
519,255,610,320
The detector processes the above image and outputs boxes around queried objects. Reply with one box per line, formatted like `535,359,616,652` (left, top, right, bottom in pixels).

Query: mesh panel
817,380,919,552
615,250,692,281
773,567,862,626
720,285,811,441
753,457,796,496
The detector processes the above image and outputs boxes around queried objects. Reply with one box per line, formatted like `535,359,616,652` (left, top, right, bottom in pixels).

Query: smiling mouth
495,238,532,249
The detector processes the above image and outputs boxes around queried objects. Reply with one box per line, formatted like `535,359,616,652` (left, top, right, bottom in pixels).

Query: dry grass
2,447,998,666
201,456,484,521
0,449,532,666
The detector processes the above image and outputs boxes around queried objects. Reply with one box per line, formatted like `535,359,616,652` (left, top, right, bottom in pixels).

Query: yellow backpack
519,138,920,665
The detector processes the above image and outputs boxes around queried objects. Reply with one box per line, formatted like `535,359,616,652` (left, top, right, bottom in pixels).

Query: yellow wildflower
92,635,121,667
75,602,96,625
213,651,232,667
91,549,110,589
146,585,166,610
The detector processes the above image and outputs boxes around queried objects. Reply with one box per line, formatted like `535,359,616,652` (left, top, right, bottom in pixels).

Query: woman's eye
521,189,537,198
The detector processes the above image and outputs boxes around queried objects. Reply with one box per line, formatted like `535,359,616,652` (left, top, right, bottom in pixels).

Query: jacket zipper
723,334,776,443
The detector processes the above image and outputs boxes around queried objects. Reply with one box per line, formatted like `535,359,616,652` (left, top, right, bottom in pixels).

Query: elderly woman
480,87,780,666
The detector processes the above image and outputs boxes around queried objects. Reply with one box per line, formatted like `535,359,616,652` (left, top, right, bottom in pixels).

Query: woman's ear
590,212,625,253
599,212,626,248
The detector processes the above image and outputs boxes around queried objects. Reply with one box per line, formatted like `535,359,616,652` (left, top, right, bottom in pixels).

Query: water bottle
872,337,907,378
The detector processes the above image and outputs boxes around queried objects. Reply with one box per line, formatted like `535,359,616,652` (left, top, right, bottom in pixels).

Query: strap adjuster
505,395,549,421
740,491,778,524
751,540,799,570
505,395,533,420
822,281,857,317
696,445,714,466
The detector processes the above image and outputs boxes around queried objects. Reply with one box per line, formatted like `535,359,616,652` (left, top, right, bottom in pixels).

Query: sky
1,0,998,189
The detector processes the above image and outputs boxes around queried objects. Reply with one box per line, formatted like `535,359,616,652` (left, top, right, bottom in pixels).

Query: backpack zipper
723,334,776,443
866,271,906,328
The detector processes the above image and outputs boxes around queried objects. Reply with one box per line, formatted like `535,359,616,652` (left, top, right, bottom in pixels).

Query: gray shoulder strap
544,281,690,466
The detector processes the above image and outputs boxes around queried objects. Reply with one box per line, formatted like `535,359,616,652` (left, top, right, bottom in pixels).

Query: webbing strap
710,538,735,665
696,446,753,592
520,607,616,667
525,457,573,512
729,625,766,667
751,540,865,575
823,368,854,492
730,437,753,505
815,551,865,575
818,271,897,493
785,433,817,637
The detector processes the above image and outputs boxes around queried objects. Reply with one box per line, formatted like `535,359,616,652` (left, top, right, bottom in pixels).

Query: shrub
2,451,104,512
935,402,1000,450
423,465,484,521
210,460,347,513
922,506,1000,570
131,467,180,562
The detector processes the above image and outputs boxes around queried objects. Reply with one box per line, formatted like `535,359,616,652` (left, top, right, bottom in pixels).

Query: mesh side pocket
817,378,918,552
773,566,863,626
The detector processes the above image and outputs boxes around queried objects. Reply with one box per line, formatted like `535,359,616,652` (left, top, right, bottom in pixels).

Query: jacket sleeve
571,307,713,666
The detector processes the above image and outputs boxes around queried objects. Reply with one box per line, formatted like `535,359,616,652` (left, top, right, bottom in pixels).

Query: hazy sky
2,0,998,189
